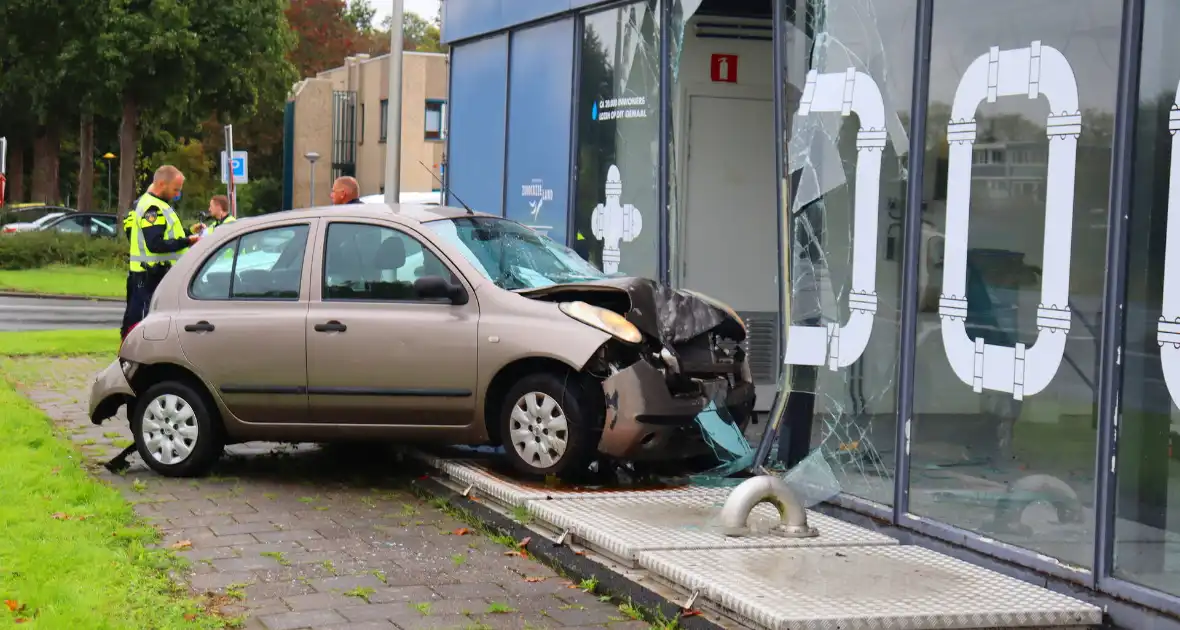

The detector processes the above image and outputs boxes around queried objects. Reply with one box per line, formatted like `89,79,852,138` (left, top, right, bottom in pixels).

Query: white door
680,95,779,408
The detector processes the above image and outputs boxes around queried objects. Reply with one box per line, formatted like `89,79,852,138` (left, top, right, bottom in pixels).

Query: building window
425,99,446,141
1117,0,1180,598
572,1,659,278
379,99,389,143
911,0,1120,570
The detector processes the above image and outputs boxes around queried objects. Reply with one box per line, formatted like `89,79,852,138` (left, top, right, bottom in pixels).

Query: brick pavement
5,356,649,630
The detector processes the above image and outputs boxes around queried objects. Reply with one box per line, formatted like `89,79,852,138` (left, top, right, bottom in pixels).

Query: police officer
205,194,236,233
120,165,201,339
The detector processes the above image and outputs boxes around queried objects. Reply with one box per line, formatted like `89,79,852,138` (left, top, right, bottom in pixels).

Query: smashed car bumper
598,360,756,461
89,359,135,424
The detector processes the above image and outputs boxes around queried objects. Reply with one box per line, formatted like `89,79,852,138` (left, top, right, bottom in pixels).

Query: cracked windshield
427,217,609,289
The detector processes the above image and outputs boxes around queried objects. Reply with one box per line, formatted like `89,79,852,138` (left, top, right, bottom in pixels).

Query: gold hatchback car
89,204,755,479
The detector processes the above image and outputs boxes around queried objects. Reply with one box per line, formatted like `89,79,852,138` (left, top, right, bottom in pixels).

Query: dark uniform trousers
120,264,170,339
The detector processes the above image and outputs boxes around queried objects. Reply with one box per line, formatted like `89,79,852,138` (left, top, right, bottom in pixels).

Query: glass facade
442,0,1180,616
1117,0,1180,597
572,2,661,278
910,0,1120,569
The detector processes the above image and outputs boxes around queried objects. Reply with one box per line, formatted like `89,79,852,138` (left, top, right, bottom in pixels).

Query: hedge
0,231,126,270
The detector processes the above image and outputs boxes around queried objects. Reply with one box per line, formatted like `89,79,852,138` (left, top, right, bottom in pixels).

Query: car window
323,222,457,301
51,216,87,234
90,216,117,237
190,225,310,300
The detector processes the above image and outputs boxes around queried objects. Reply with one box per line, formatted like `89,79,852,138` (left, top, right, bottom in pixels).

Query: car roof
242,203,499,227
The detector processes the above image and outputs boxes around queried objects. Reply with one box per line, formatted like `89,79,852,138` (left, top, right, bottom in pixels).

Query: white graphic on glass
940,42,1079,400
783,68,886,370
718,57,731,82
1157,81,1180,409
591,165,643,274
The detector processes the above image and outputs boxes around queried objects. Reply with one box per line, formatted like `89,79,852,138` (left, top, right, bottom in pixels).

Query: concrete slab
440,460,715,508
528,491,896,566
639,546,1103,630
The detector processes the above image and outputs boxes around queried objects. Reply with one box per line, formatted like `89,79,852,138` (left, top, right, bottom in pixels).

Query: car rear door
176,219,318,424
305,219,479,426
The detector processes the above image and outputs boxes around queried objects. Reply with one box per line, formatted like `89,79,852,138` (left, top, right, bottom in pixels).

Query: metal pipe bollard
718,475,818,538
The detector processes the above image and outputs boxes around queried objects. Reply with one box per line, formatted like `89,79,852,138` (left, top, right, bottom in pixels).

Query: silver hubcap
141,394,198,465
509,392,569,469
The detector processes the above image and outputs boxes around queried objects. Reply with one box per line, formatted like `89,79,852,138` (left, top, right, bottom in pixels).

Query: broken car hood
518,277,746,345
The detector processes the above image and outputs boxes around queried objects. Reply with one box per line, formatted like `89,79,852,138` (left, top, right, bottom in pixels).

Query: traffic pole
384,0,405,202
224,125,237,217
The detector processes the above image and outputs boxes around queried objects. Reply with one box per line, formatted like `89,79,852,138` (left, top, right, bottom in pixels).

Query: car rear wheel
131,381,222,477
500,373,598,479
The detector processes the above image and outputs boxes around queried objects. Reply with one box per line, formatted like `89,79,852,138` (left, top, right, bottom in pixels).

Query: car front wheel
131,381,223,477
500,373,598,479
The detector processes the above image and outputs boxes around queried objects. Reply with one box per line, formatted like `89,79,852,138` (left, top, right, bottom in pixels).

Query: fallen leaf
169,540,193,550
452,528,469,536
525,577,545,583
50,467,60,475
417,475,430,480
574,550,586,556
184,613,197,621
4,600,20,612
682,609,702,617
51,512,70,520
517,537,531,548
14,618,27,624
503,551,524,557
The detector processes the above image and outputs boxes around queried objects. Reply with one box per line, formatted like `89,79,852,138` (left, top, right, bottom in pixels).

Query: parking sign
220,150,248,184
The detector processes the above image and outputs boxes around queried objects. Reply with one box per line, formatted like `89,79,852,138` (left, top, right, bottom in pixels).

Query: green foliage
0,232,125,271
149,139,217,217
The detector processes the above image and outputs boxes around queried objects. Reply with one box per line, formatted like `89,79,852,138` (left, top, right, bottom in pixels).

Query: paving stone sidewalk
6,356,647,630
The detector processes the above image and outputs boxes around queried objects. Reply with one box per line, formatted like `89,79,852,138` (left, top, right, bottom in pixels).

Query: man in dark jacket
330,176,364,205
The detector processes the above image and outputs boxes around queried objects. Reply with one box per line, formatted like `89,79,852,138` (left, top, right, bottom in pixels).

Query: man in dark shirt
330,176,364,205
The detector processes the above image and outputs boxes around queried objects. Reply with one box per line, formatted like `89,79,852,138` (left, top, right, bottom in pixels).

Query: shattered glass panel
771,0,916,506
572,2,661,279
691,395,840,508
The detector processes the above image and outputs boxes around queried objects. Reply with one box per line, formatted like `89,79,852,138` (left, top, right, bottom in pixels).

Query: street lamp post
305,152,320,207
384,0,405,200
102,152,116,211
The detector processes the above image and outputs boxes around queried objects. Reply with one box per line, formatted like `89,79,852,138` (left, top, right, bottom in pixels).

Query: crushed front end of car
520,277,756,462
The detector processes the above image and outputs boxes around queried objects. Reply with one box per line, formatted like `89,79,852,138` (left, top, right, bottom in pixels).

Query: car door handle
184,321,215,333
314,321,347,333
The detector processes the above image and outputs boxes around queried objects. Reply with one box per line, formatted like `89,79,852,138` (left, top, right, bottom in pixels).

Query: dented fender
598,360,756,460
89,359,135,425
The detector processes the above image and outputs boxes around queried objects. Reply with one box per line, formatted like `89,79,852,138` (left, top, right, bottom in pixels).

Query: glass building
440,0,1180,622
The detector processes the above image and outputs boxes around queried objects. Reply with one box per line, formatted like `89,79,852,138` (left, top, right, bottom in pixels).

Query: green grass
0,329,119,357
0,264,124,298
0,377,221,628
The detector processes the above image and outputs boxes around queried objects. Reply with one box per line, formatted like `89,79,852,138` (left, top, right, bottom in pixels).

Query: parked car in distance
36,212,119,238
1,208,74,234
0,204,76,231
89,204,754,480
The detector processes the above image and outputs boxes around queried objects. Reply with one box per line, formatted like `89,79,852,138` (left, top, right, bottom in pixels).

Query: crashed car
89,204,754,479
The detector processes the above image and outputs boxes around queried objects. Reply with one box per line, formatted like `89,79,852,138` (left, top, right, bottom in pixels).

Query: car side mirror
414,275,467,305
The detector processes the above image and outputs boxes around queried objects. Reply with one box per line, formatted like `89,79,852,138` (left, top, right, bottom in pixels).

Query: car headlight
559,301,643,344
679,289,746,330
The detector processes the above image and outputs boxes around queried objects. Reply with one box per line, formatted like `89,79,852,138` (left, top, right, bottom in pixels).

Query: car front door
306,219,479,426
176,220,317,424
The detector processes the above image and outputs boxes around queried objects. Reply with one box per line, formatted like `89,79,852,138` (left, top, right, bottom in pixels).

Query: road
0,296,123,331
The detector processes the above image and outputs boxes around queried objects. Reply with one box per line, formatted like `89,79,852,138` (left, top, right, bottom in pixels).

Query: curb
0,291,123,303
409,476,724,630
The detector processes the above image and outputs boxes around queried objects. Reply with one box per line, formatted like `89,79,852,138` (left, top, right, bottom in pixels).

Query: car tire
500,372,599,480
131,380,223,477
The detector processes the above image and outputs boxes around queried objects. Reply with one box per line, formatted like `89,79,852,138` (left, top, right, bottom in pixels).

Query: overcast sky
368,0,441,24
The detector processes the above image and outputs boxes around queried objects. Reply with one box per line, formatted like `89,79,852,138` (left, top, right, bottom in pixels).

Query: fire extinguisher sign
710,54,738,84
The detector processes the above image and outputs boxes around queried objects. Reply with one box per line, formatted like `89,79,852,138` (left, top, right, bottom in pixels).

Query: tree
385,11,444,53
287,0,365,77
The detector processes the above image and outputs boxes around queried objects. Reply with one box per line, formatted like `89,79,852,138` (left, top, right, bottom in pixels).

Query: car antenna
418,160,474,215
